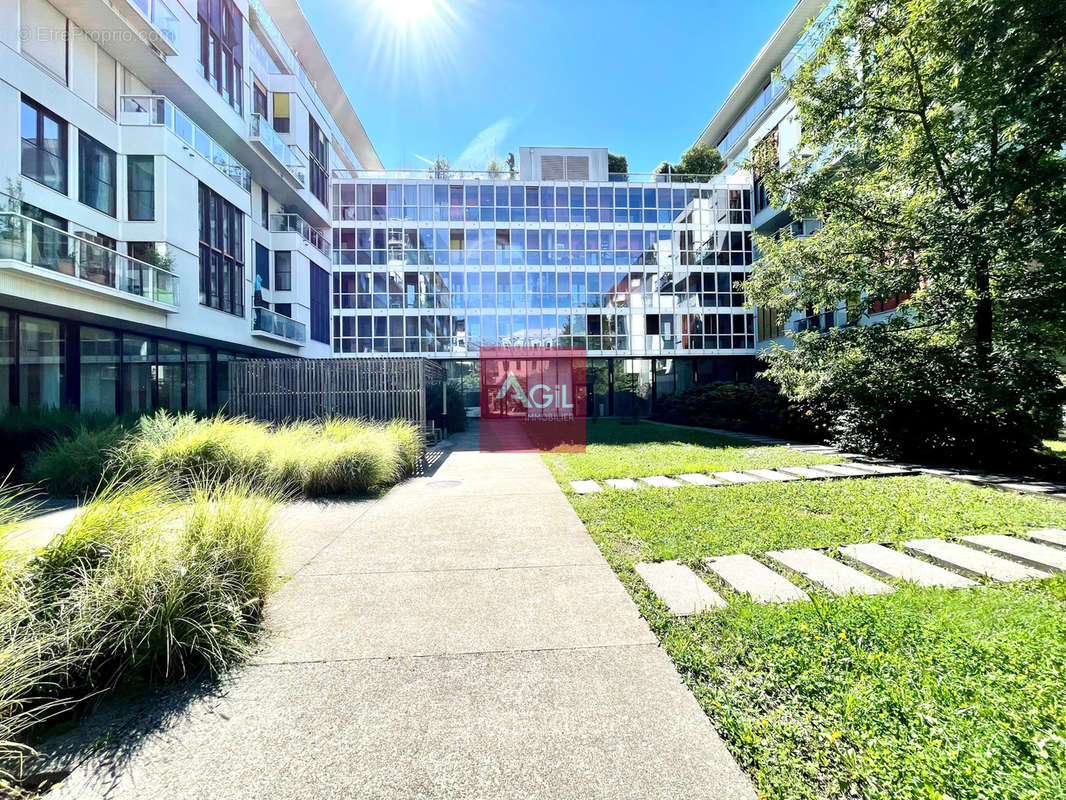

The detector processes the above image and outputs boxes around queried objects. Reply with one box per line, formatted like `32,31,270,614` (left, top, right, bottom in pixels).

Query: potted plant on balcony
138,245,176,303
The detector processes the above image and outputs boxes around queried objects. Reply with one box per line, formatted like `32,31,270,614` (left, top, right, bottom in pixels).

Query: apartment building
1,0,379,414
332,147,759,415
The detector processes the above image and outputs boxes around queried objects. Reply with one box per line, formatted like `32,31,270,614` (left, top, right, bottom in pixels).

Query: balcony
249,114,307,189
0,213,179,310
120,96,251,191
120,0,180,56
252,306,306,344
269,213,330,258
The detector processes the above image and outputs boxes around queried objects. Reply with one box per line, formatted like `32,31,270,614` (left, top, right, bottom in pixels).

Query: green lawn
1045,439,1066,459
543,420,840,481
546,428,1066,800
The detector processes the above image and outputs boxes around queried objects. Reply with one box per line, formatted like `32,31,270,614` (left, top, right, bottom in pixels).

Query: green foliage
654,143,725,181
607,153,628,174
542,420,837,482
0,408,123,478
654,381,824,440
426,383,468,434
114,412,422,497
765,322,1065,470
746,0,1066,466
24,425,127,497
0,481,278,779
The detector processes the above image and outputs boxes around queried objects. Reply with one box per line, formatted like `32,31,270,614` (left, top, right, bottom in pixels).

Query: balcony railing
269,213,330,257
252,306,306,343
120,96,251,191
250,114,307,187
125,0,179,50
331,168,716,184
0,213,179,309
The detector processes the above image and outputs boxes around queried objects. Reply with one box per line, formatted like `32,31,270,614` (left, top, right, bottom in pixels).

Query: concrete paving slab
257,564,655,663
814,464,878,478
704,554,809,603
745,469,799,482
676,473,724,486
778,466,837,480
604,478,642,490
1027,528,1066,548
570,480,602,494
634,561,727,616
639,475,683,489
766,548,894,596
48,648,757,800
905,538,1050,582
712,471,763,484
851,463,911,475
960,534,1066,573
838,543,976,588
9,504,80,554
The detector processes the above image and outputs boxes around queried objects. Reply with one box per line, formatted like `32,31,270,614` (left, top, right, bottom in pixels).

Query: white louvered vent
540,155,565,180
565,156,590,180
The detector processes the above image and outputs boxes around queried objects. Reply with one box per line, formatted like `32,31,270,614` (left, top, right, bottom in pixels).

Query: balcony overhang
0,259,178,315
248,139,304,191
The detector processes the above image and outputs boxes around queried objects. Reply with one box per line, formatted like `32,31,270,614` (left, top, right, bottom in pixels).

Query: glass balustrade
0,213,179,307
269,213,330,257
120,95,251,191
250,113,307,185
252,306,306,342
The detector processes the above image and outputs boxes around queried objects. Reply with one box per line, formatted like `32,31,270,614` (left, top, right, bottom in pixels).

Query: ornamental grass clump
24,425,128,498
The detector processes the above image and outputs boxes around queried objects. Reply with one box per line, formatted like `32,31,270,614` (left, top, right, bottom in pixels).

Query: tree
431,156,451,179
485,158,502,178
745,0,1066,466
607,153,628,174
654,144,725,182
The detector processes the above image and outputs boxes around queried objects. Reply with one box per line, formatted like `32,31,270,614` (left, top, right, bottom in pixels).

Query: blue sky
300,0,798,173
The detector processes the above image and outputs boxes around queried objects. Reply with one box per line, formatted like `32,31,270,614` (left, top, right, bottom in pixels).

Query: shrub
653,382,824,441
427,383,468,434
0,408,119,479
23,425,127,497
0,480,278,780
115,412,422,497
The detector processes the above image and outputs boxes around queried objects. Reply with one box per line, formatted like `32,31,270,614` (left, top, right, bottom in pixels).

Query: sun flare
376,0,437,26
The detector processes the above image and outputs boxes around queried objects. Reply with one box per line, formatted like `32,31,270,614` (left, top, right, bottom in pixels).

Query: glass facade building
330,177,756,358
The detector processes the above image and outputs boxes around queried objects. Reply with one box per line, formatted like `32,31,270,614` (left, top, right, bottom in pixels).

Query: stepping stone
704,554,809,603
905,538,1049,582
569,480,602,495
604,478,641,490
766,548,894,596
814,464,878,478
961,534,1066,573
634,561,727,616
778,466,837,480
745,469,799,482
712,471,763,484
639,475,682,489
676,473,723,486
1027,528,1066,548
852,463,911,475
839,543,976,588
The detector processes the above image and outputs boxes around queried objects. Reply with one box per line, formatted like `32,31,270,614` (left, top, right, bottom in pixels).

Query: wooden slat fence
228,357,446,428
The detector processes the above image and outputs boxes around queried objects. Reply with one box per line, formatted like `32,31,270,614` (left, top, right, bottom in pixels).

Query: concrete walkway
46,428,755,800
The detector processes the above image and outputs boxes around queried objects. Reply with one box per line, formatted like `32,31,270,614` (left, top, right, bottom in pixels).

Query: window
19,315,64,409
273,93,290,133
198,182,245,316
0,313,11,415
126,155,154,220
187,345,209,410
310,263,329,343
96,49,117,118
122,334,152,412
20,0,67,80
274,250,291,291
78,131,116,216
308,116,329,205
252,78,268,119
197,0,242,114
156,340,184,411
20,97,67,194
274,303,292,318
260,187,269,228
254,241,270,290
80,326,118,414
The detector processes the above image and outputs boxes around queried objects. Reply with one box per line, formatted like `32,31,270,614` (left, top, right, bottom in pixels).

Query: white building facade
1,0,379,414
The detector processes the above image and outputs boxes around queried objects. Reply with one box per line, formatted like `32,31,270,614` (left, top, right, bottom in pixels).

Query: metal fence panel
228,357,445,429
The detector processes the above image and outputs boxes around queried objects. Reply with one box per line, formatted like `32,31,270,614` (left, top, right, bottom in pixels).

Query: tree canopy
654,144,725,181
607,153,628,174
745,0,1066,464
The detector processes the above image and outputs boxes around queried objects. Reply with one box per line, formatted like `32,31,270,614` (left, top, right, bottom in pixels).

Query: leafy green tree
607,153,628,174
654,144,725,181
746,0,1066,465
485,158,502,178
